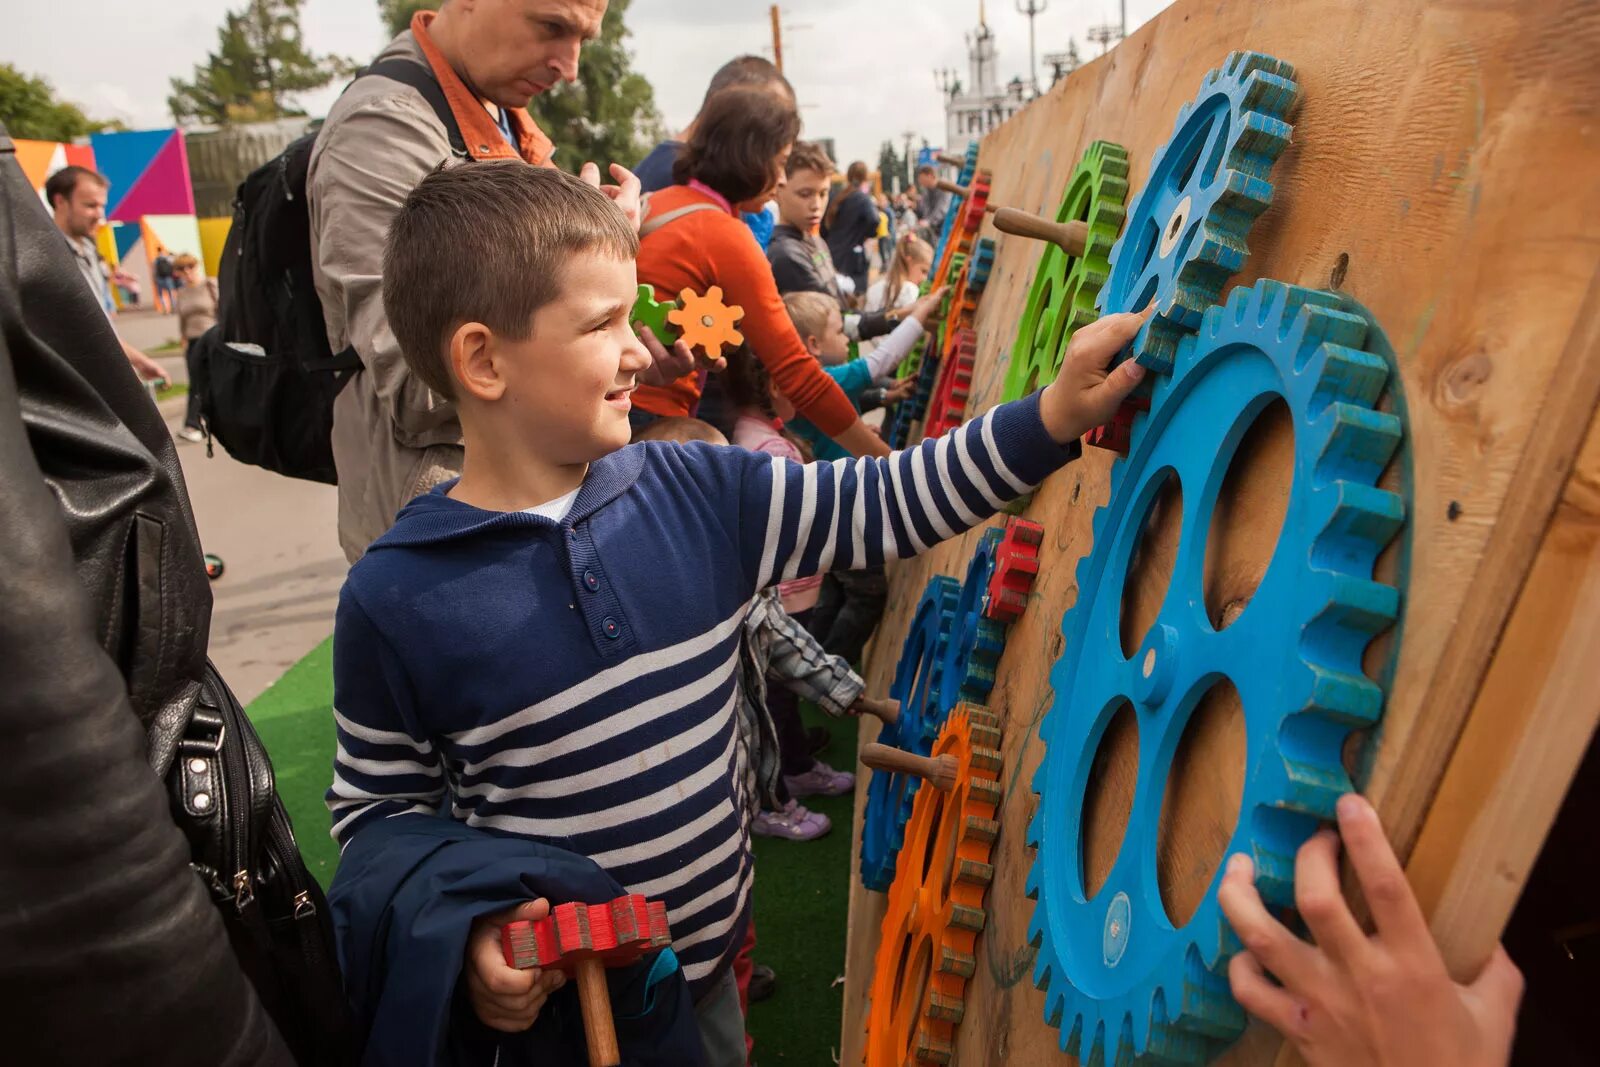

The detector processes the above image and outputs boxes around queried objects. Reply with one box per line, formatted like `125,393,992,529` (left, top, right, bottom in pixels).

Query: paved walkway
119,308,346,704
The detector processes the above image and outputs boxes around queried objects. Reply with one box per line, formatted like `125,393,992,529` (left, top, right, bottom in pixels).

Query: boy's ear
450,321,506,402
803,333,823,356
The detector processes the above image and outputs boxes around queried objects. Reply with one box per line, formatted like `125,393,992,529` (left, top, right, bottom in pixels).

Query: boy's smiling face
484,249,651,463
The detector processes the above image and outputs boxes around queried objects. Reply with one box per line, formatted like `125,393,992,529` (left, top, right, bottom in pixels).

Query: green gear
1002,141,1129,402
631,284,679,346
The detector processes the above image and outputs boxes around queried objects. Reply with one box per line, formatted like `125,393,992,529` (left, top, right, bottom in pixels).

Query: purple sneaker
751,800,831,840
783,759,856,798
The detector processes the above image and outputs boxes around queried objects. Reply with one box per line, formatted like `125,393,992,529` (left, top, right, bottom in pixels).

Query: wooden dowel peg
574,959,620,1067
860,743,959,792
857,697,900,726
992,208,1088,257
936,152,965,167
936,178,971,198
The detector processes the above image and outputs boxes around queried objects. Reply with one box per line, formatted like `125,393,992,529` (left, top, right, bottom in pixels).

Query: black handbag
1,126,348,1065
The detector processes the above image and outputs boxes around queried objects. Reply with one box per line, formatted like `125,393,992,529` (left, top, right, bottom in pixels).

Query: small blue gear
932,141,980,269
888,329,942,449
937,527,1007,715
1026,281,1406,1063
968,237,996,295
1097,51,1298,374
861,574,961,891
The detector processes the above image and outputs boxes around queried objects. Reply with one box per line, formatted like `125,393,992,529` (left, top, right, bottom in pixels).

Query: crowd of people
15,1,1525,1065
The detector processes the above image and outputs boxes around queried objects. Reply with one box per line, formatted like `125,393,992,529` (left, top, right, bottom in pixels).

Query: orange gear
930,170,991,297
864,703,1003,1066
667,286,745,361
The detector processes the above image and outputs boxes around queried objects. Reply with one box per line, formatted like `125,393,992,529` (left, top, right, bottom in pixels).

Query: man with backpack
307,0,692,562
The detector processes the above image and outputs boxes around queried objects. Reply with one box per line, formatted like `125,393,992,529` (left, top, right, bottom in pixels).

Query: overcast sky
4,0,1170,167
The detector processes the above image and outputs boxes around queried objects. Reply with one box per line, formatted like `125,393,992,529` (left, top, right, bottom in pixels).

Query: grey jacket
309,31,466,563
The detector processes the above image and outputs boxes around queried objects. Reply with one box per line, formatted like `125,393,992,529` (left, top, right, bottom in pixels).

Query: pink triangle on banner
109,132,194,221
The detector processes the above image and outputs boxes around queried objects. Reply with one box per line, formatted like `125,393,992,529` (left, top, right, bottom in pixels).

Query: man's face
916,171,935,190
774,165,830,232
457,0,606,109
493,249,650,462
56,180,108,239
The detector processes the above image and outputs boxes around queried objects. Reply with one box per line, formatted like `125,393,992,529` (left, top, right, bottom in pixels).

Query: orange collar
411,10,554,165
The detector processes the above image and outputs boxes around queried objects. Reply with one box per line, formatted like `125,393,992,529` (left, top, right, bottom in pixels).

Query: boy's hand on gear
465,898,568,1033
909,286,949,327
582,162,644,232
885,376,916,403
1037,304,1153,444
636,325,725,386
1216,793,1522,1067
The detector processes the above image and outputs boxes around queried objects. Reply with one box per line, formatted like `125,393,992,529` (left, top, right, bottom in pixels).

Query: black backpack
197,59,464,484
3,129,344,1063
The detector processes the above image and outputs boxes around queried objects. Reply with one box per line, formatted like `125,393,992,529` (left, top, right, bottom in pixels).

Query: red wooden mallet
501,893,672,1067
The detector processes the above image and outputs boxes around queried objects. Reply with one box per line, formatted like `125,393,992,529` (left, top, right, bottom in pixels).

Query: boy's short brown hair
784,142,833,179
781,291,837,343
382,161,638,400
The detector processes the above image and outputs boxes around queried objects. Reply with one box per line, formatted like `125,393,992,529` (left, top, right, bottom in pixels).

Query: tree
876,140,902,196
0,64,120,141
169,0,353,126
376,0,664,172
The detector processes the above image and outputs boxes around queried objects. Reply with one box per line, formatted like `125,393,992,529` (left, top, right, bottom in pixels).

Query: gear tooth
1313,402,1404,485
1304,340,1389,407
1311,480,1405,574
1250,840,1299,910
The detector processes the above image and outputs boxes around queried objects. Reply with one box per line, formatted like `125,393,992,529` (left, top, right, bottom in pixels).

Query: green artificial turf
243,637,859,1063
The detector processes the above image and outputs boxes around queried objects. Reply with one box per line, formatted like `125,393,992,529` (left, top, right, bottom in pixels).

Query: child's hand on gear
1036,304,1152,443
885,376,917,403
1217,793,1522,1067
908,286,949,327
464,899,568,1033
851,695,899,724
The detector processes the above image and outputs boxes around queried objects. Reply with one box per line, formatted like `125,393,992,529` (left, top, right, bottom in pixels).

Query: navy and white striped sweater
328,394,1079,997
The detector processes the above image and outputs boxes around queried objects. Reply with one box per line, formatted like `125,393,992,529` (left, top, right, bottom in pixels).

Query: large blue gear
860,575,961,891
1097,51,1298,374
937,527,1007,715
1026,281,1406,1063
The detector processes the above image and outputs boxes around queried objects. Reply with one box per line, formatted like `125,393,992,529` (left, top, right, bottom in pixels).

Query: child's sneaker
783,760,855,798
751,799,831,840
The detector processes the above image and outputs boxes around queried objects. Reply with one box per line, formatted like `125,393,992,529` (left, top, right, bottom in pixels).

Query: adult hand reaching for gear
1217,793,1523,1067
581,162,643,232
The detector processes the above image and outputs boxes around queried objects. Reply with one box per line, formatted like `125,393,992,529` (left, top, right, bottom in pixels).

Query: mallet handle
574,957,621,1067
991,208,1088,257
860,743,958,791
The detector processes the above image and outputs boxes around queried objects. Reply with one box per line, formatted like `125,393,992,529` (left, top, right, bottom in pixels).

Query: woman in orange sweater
632,86,890,458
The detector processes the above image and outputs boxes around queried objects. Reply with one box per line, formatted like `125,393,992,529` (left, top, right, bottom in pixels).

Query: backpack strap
639,201,722,239
362,58,467,158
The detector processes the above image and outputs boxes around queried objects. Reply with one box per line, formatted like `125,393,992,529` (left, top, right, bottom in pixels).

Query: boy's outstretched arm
1217,793,1523,1067
734,306,1152,591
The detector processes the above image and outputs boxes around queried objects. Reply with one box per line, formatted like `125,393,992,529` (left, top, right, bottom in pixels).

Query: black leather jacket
0,129,292,1065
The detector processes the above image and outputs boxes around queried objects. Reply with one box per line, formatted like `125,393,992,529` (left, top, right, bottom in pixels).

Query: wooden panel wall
838,0,1600,1063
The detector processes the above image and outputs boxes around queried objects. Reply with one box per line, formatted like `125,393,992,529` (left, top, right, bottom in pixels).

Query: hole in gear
1080,700,1140,900
936,778,966,902
1157,678,1247,927
1203,397,1294,630
1120,471,1183,658
1132,218,1161,277
895,938,934,1060
920,786,949,883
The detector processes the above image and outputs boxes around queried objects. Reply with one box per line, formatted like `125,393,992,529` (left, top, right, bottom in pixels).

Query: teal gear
1025,281,1406,1064
860,575,961,891
1097,52,1298,373
968,237,996,295
938,527,1007,713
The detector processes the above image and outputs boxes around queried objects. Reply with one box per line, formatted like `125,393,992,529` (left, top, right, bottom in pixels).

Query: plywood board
839,0,1600,1062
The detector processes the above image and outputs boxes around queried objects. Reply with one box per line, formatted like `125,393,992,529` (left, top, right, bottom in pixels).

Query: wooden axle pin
860,743,960,792
935,152,966,167
991,208,1089,258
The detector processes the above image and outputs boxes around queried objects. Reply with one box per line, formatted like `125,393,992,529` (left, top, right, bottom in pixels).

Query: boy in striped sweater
328,160,1147,1063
